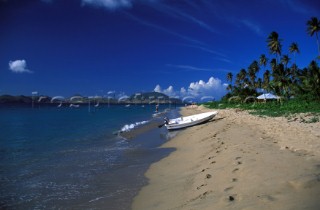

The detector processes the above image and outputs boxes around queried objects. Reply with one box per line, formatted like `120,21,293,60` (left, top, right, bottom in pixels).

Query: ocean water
0,104,179,209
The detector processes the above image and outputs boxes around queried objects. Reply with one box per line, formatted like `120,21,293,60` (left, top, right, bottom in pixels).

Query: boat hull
165,111,218,130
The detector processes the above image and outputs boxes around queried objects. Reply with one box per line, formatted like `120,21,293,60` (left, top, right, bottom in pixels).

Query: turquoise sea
0,104,179,209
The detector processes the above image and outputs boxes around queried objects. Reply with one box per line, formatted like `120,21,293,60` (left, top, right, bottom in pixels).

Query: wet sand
132,106,320,210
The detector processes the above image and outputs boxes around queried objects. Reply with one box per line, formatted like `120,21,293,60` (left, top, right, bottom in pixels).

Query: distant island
0,92,182,105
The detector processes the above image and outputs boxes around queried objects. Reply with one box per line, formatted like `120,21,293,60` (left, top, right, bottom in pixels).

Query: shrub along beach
132,17,320,209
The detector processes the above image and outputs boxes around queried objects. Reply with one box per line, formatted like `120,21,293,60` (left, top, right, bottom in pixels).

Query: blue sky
1,0,319,101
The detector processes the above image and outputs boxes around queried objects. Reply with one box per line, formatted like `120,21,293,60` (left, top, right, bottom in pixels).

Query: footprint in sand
224,186,234,192
197,183,207,190
257,195,276,202
229,195,235,201
232,168,239,173
200,190,213,199
201,168,209,172
234,158,242,165
232,178,238,182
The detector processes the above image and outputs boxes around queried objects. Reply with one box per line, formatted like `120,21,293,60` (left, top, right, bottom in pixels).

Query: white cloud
162,85,175,96
81,0,133,10
8,60,33,73
154,84,161,92
154,76,228,101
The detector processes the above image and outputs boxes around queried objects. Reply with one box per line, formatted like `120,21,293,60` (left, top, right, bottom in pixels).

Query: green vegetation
206,17,320,122
224,16,320,102
204,99,320,117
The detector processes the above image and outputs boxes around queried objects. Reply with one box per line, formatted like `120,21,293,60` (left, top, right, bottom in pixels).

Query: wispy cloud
279,0,320,15
166,64,232,73
9,59,33,73
174,44,231,63
81,0,133,10
151,3,218,34
213,57,232,63
123,12,205,45
166,64,216,72
178,44,226,57
174,10,217,34
240,19,264,37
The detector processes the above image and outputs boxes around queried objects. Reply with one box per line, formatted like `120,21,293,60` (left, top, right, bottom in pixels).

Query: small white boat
164,111,218,130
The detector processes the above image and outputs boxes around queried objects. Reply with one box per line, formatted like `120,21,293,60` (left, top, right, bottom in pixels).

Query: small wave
120,121,148,132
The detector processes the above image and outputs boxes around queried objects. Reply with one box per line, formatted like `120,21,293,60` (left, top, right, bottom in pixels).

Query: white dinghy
164,111,218,130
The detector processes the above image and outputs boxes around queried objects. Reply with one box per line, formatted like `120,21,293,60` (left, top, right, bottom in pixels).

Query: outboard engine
164,117,169,125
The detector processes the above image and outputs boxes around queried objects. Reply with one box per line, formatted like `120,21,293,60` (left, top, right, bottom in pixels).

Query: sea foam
120,120,148,132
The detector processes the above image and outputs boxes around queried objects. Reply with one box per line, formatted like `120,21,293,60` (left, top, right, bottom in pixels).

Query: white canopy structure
257,93,280,100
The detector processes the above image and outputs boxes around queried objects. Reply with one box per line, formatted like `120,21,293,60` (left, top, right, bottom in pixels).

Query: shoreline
132,106,320,210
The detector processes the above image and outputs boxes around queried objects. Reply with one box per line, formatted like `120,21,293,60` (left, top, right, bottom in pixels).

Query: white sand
132,106,320,210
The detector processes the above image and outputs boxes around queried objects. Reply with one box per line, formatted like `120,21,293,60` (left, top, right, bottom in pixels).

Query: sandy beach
132,106,320,210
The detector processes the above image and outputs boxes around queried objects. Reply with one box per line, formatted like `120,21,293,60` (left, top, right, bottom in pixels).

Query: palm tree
226,84,233,92
306,17,320,57
298,61,320,99
227,72,233,84
289,42,300,64
267,31,282,61
290,63,298,81
259,54,268,69
248,60,260,88
281,54,290,70
263,70,271,91
270,58,277,73
234,69,248,90
238,69,247,80
226,72,233,92
256,78,263,89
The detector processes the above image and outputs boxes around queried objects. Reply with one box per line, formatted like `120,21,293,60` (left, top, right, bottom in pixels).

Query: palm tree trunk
317,32,320,57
